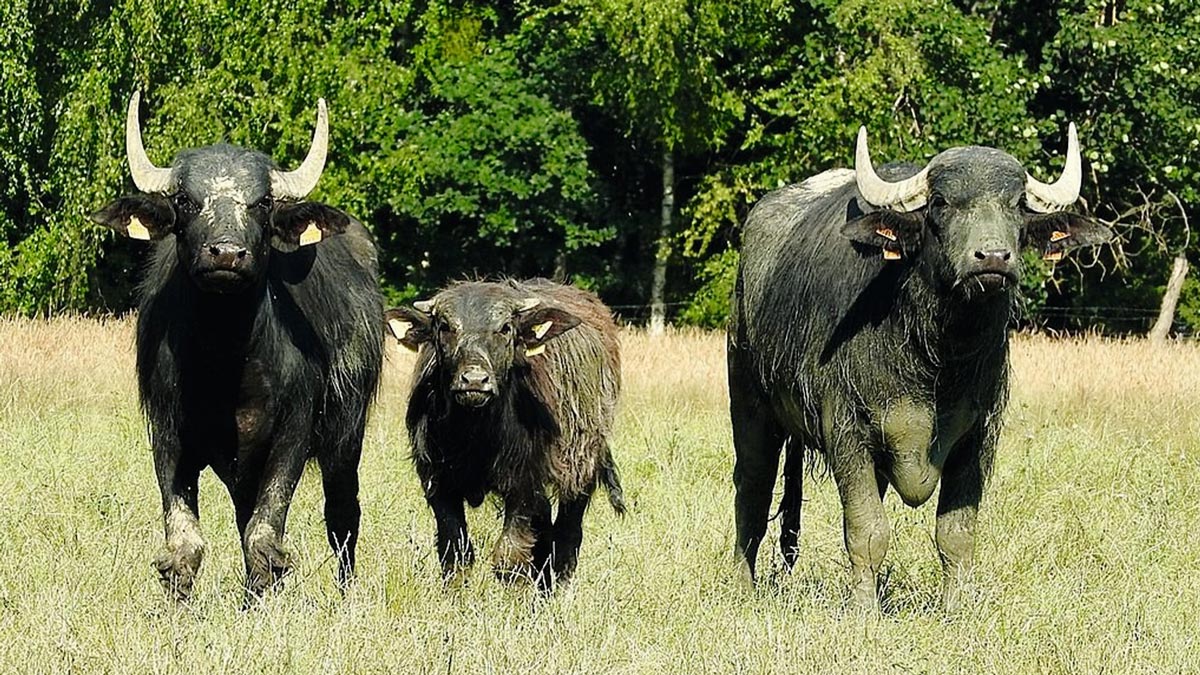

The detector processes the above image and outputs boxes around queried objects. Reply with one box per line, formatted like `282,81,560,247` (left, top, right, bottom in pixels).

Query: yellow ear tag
1044,250,1064,262
127,216,151,241
387,319,412,341
299,223,323,247
532,321,553,340
525,344,547,357
1050,230,1070,242
875,227,897,242
882,248,902,261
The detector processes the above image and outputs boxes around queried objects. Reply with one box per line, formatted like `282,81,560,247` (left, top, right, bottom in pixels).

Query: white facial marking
201,175,251,229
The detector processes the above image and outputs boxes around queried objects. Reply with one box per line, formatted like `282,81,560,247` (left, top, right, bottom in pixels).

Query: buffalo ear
1023,212,1113,261
517,305,581,353
91,195,174,241
385,306,433,352
271,202,351,251
840,200,924,261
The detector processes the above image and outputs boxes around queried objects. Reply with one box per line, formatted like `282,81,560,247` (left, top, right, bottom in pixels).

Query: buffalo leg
492,492,553,590
427,489,473,579
552,488,594,583
936,435,985,612
318,439,363,590
152,442,206,600
729,349,786,582
834,445,889,611
241,434,308,598
779,442,804,570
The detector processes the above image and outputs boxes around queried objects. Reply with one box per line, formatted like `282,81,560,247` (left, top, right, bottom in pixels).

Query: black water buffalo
729,125,1111,610
386,279,625,590
92,92,383,601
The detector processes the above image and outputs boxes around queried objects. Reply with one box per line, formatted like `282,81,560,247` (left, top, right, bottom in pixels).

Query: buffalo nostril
236,249,248,260
975,249,1012,262
460,370,489,386
209,246,222,257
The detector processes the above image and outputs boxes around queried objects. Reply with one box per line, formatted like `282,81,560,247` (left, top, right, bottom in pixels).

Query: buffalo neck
903,258,1014,371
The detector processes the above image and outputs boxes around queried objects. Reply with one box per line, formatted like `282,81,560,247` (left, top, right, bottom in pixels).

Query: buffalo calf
387,279,624,590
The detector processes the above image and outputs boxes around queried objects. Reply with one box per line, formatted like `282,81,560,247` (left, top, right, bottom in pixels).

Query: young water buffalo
729,124,1112,610
92,92,383,601
386,280,625,589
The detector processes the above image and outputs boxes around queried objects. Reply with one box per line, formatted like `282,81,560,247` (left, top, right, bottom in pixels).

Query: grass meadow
0,317,1197,673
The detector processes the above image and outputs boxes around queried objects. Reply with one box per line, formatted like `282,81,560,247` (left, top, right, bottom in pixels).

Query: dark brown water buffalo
386,279,624,590
729,124,1111,610
92,92,383,602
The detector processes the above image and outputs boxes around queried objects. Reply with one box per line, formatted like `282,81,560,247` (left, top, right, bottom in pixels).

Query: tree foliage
1,0,1196,334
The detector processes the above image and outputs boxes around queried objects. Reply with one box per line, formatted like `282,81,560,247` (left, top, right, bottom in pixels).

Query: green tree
1032,0,1200,334
680,0,1040,326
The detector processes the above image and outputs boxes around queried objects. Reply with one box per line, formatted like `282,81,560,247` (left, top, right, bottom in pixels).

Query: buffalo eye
252,195,273,212
928,193,948,210
498,323,512,337
173,192,198,215
437,320,452,335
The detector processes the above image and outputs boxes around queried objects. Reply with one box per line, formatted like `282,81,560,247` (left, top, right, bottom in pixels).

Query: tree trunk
553,251,567,282
649,149,673,336
1149,253,1189,342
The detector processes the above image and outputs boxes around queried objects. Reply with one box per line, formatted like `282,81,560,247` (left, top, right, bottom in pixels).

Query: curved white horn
854,127,929,211
1025,122,1082,213
125,91,174,193
270,98,329,200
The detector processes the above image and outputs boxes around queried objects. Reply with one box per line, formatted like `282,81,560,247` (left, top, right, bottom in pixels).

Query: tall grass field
0,317,1197,673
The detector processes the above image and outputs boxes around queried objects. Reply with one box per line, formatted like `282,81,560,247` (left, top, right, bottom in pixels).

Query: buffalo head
92,91,350,294
842,124,1112,300
386,283,581,409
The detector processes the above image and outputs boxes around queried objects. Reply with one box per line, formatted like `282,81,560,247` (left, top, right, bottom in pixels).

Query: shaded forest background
1,0,1197,334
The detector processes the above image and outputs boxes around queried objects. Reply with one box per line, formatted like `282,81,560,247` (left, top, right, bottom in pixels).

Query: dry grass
0,317,1197,673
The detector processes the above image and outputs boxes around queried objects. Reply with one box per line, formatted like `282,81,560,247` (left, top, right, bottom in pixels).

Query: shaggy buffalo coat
94,107,383,600
388,280,624,588
729,150,1110,610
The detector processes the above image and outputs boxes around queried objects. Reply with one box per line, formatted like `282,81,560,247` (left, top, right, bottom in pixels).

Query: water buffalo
92,92,383,601
386,279,625,590
729,125,1111,610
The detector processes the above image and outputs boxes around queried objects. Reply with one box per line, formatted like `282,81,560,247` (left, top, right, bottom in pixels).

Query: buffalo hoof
551,552,579,584
491,530,535,582
439,540,476,579
153,540,204,601
243,526,293,598
941,577,973,614
735,556,756,591
849,580,881,613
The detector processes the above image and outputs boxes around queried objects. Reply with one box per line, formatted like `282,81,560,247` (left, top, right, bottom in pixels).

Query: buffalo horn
270,98,329,200
854,127,930,212
125,91,174,194
1025,123,1082,213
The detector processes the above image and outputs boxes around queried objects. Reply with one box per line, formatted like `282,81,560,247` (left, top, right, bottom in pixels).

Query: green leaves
0,0,1194,332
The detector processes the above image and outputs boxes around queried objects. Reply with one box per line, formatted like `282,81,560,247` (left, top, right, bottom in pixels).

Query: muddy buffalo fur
728,152,1110,610
388,279,624,590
